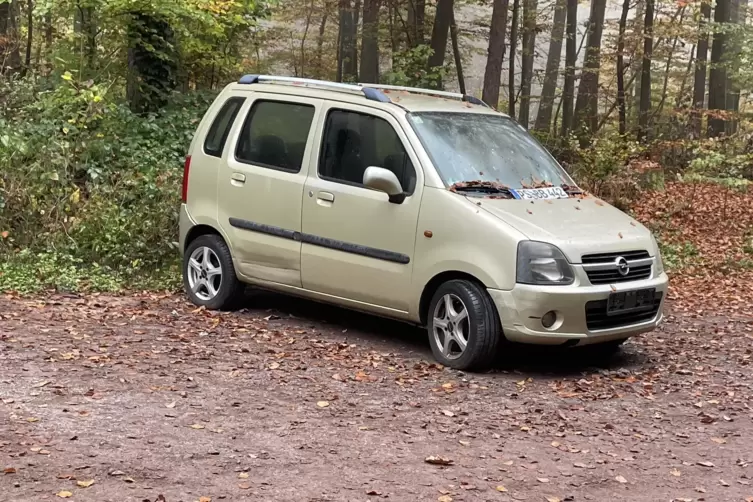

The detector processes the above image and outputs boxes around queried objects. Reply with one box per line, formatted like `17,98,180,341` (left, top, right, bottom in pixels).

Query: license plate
607,288,656,316
511,187,569,200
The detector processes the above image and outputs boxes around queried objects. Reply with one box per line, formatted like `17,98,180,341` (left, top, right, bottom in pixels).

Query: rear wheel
427,279,502,371
183,235,244,310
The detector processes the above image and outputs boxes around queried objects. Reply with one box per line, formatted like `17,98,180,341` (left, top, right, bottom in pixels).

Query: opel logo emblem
615,256,630,276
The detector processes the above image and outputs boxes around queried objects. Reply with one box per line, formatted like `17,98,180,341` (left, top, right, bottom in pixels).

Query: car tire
427,279,503,371
590,338,628,355
183,234,244,310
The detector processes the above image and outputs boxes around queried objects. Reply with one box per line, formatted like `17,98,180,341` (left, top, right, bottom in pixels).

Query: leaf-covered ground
1,181,752,502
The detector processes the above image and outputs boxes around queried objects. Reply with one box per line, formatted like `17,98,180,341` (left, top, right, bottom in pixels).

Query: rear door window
235,100,316,173
204,97,245,157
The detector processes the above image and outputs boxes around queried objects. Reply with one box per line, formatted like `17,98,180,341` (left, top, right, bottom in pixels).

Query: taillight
182,155,191,202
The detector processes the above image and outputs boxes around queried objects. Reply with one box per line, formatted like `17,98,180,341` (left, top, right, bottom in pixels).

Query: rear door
218,94,323,287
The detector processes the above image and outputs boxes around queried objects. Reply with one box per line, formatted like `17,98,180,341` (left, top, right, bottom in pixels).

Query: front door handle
317,191,335,202
231,173,246,183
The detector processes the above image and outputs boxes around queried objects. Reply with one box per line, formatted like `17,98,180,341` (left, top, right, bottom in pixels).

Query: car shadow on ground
240,289,652,378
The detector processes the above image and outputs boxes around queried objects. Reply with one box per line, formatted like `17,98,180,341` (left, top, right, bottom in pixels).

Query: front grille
585,292,663,331
582,250,652,284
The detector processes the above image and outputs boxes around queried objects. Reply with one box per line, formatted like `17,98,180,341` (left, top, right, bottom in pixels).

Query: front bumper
488,271,669,345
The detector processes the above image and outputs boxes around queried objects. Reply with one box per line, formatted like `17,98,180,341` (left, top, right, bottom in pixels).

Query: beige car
179,75,669,371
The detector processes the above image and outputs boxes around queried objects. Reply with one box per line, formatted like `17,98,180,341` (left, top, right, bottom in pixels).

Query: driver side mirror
363,166,406,204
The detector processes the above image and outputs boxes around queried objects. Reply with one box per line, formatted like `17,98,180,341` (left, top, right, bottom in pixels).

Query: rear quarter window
203,97,245,157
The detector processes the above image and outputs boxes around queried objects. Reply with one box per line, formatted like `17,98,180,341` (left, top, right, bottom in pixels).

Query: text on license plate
511,187,569,200
607,288,656,315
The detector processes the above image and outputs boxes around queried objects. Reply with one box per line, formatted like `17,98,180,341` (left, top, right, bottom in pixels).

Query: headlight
516,241,574,285
650,234,664,275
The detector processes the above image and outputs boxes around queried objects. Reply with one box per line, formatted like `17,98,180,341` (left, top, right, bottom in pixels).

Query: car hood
472,196,654,263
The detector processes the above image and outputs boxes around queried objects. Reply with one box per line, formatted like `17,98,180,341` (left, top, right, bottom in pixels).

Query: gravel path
1,292,752,502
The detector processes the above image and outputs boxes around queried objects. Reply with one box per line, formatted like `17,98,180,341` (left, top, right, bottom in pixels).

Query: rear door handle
231,173,246,183
317,192,335,202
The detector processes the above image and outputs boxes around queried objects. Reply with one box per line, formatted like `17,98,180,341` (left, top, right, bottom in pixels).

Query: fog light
541,311,557,329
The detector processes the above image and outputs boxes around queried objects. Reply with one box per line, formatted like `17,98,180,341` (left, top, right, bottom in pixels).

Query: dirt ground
1,290,752,502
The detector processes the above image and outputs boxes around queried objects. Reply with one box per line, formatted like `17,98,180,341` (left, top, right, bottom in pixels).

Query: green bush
0,75,214,293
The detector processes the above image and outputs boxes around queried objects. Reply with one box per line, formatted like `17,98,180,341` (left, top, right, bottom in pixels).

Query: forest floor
1,290,752,502
2,182,752,502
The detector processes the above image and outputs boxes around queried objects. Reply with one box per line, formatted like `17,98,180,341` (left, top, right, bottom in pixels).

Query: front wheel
183,234,244,310
427,279,503,371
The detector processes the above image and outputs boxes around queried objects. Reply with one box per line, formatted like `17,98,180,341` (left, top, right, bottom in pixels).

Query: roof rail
356,83,490,108
237,75,390,103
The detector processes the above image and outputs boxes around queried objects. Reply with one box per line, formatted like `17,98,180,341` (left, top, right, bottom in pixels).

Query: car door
300,103,423,312
218,95,323,287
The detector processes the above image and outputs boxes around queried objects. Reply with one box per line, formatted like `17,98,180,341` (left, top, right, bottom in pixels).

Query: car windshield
407,112,575,190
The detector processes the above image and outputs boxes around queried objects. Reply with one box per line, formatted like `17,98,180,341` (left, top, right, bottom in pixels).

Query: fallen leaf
551,441,561,448
189,424,205,429
316,401,330,408
424,455,453,466
670,469,681,477
545,497,561,502
711,437,726,444
438,496,453,502
4,467,16,474
537,477,550,483
697,461,715,468
0,231,8,239
442,410,455,417
199,498,211,502
720,479,729,487
503,460,514,466
56,491,73,498
268,362,280,370
165,401,176,409
26,417,39,423
496,486,508,492
123,477,135,483
33,380,51,388
616,475,627,484
238,482,251,490
76,480,95,488
238,473,249,479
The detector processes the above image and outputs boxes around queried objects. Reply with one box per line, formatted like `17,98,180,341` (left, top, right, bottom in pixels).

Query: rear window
204,97,245,157
235,100,316,172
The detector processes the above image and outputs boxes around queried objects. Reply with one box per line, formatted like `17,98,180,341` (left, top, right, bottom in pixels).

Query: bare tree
0,0,22,74
360,0,380,82
407,0,426,47
560,0,577,137
338,0,358,82
427,0,455,86
573,0,607,142
616,0,630,135
508,0,520,116
637,0,654,141
691,1,711,136
534,0,567,133
707,0,730,136
518,0,538,127
481,0,509,108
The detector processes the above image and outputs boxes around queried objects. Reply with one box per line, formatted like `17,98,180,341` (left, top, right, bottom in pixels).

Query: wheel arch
419,271,487,326
184,224,223,251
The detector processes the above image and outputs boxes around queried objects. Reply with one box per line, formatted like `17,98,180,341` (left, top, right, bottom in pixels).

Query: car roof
226,77,508,118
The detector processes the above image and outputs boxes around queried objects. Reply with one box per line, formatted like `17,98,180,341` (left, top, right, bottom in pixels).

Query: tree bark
518,0,538,128
707,0,730,137
691,1,711,137
559,0,577,137
573,0,607,143
427,0,454,87
407,0,426,47
300,0,316,77
534,0,567,133
22,0,32,76
508,0,520,117
338,0,358,82
481,0,509,109
360,0,380,82
615,0,630,135
0,0,22,75
726,0,746,134
637,0,654,141
315,6,329,79
449,9,465,93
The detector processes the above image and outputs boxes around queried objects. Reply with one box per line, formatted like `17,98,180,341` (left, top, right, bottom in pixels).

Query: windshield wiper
449,181,515,198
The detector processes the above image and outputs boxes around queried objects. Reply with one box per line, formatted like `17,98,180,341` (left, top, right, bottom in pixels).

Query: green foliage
657,240,700,272
382,45,444,88
0,74,214,293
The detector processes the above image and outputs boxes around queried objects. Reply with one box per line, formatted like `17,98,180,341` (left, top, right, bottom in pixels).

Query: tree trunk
637,0,653,141
407,0,426,47
707,0,730,137
360,0,380,83
300,0,316,77
338,0,358,82
481,0,509,108
726,0,746,134
0,0,22,75
315,6,329,79
518,0,538,128
573,0,607,142
508,0,520,117
534,0,567,133
560,0,577,137
615,0,630,135
449,9,465,93
22,0,32,76
427,0,454,87
691,1,711,137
